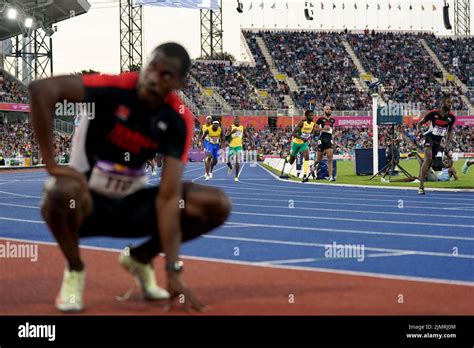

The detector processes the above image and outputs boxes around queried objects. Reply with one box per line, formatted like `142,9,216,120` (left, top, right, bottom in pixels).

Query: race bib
432,126,447,137
233,131,243,138
210,137,219,144
301,133,312,139
88,160,148,198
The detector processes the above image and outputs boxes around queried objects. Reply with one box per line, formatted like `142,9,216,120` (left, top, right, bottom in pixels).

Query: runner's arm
292,121,305,141
416,111,435,133
200,130,209,142
156,156,183,266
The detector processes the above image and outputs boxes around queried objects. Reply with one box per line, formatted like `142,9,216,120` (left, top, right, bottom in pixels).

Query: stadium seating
258,31,372,110
0,121,70,163
347,32,467,110
0,71,29,104
425,36,474,89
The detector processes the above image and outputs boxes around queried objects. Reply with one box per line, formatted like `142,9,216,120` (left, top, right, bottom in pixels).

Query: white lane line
231,202,474,220
191,164,227,182
366,251,417,258
221,189,474,208
237,163,246,178
1,236,473,287
202,234,474,259
0,191,41,198
0,203,39,209
215,183,474,204
258,251,416,264
0,217,44,224
231,211,474,229
223,221,474,241
228,196,474,214
257,258,318,265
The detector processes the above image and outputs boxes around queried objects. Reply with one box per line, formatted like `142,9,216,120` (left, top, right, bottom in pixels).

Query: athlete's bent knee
41,177,92,222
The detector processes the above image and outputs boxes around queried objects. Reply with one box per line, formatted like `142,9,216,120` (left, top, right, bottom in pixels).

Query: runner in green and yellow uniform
226,116,249,182
283,110,316,183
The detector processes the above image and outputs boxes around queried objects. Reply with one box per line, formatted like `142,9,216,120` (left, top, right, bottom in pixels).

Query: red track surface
1,241,473,315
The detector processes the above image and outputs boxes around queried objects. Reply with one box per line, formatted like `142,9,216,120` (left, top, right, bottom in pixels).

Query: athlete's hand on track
47,164,88,191
167,273,205,312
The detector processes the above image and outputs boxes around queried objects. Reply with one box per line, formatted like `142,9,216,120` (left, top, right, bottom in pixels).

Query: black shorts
423,133,443,159
317,139,333,152
79,187,159,239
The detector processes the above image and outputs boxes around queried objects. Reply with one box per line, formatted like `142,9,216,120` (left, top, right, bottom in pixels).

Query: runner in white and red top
416,95,456,195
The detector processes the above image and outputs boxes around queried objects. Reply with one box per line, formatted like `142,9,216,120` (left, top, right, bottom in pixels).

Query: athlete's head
234,116,240,126
206,115,212,125
212,121,219,131
441,95,452,112
323,105,332,116
138,42,191,109
305,110,314,122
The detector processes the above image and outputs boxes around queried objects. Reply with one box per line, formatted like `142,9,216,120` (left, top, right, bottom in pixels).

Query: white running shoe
55,268,86,312
119,253,169,300
209,172,213,179
152,170,157,176
234,177,239,182
205,174,210,181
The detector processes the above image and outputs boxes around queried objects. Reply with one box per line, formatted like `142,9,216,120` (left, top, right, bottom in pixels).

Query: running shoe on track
119,253,170,300
301,175,309,183
55,268,86,312
418,188,425,195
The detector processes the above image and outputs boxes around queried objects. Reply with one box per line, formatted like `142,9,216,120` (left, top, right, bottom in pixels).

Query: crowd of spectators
0,72,29,104
189,62,263,110
347,32,467,110
240,32,289,109
259,31,371,110
0,120,71,164
425,36,474,89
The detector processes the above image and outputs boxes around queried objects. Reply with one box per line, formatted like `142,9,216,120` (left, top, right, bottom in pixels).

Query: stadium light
7,7,17,19
24,17,33,28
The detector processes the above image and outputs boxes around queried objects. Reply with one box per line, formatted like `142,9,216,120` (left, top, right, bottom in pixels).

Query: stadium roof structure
0,0,91,41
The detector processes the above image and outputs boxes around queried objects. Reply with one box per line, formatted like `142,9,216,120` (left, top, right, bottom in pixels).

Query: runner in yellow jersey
226,116,249,182
200,116,213,176
282,110,316,183
201,121,224,180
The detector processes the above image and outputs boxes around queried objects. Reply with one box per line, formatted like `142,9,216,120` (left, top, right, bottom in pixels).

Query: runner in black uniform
29,43,230,312
416,95,455,195
310,105,336,181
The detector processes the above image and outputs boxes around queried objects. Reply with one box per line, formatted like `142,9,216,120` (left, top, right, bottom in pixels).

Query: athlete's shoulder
82,72,139,89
